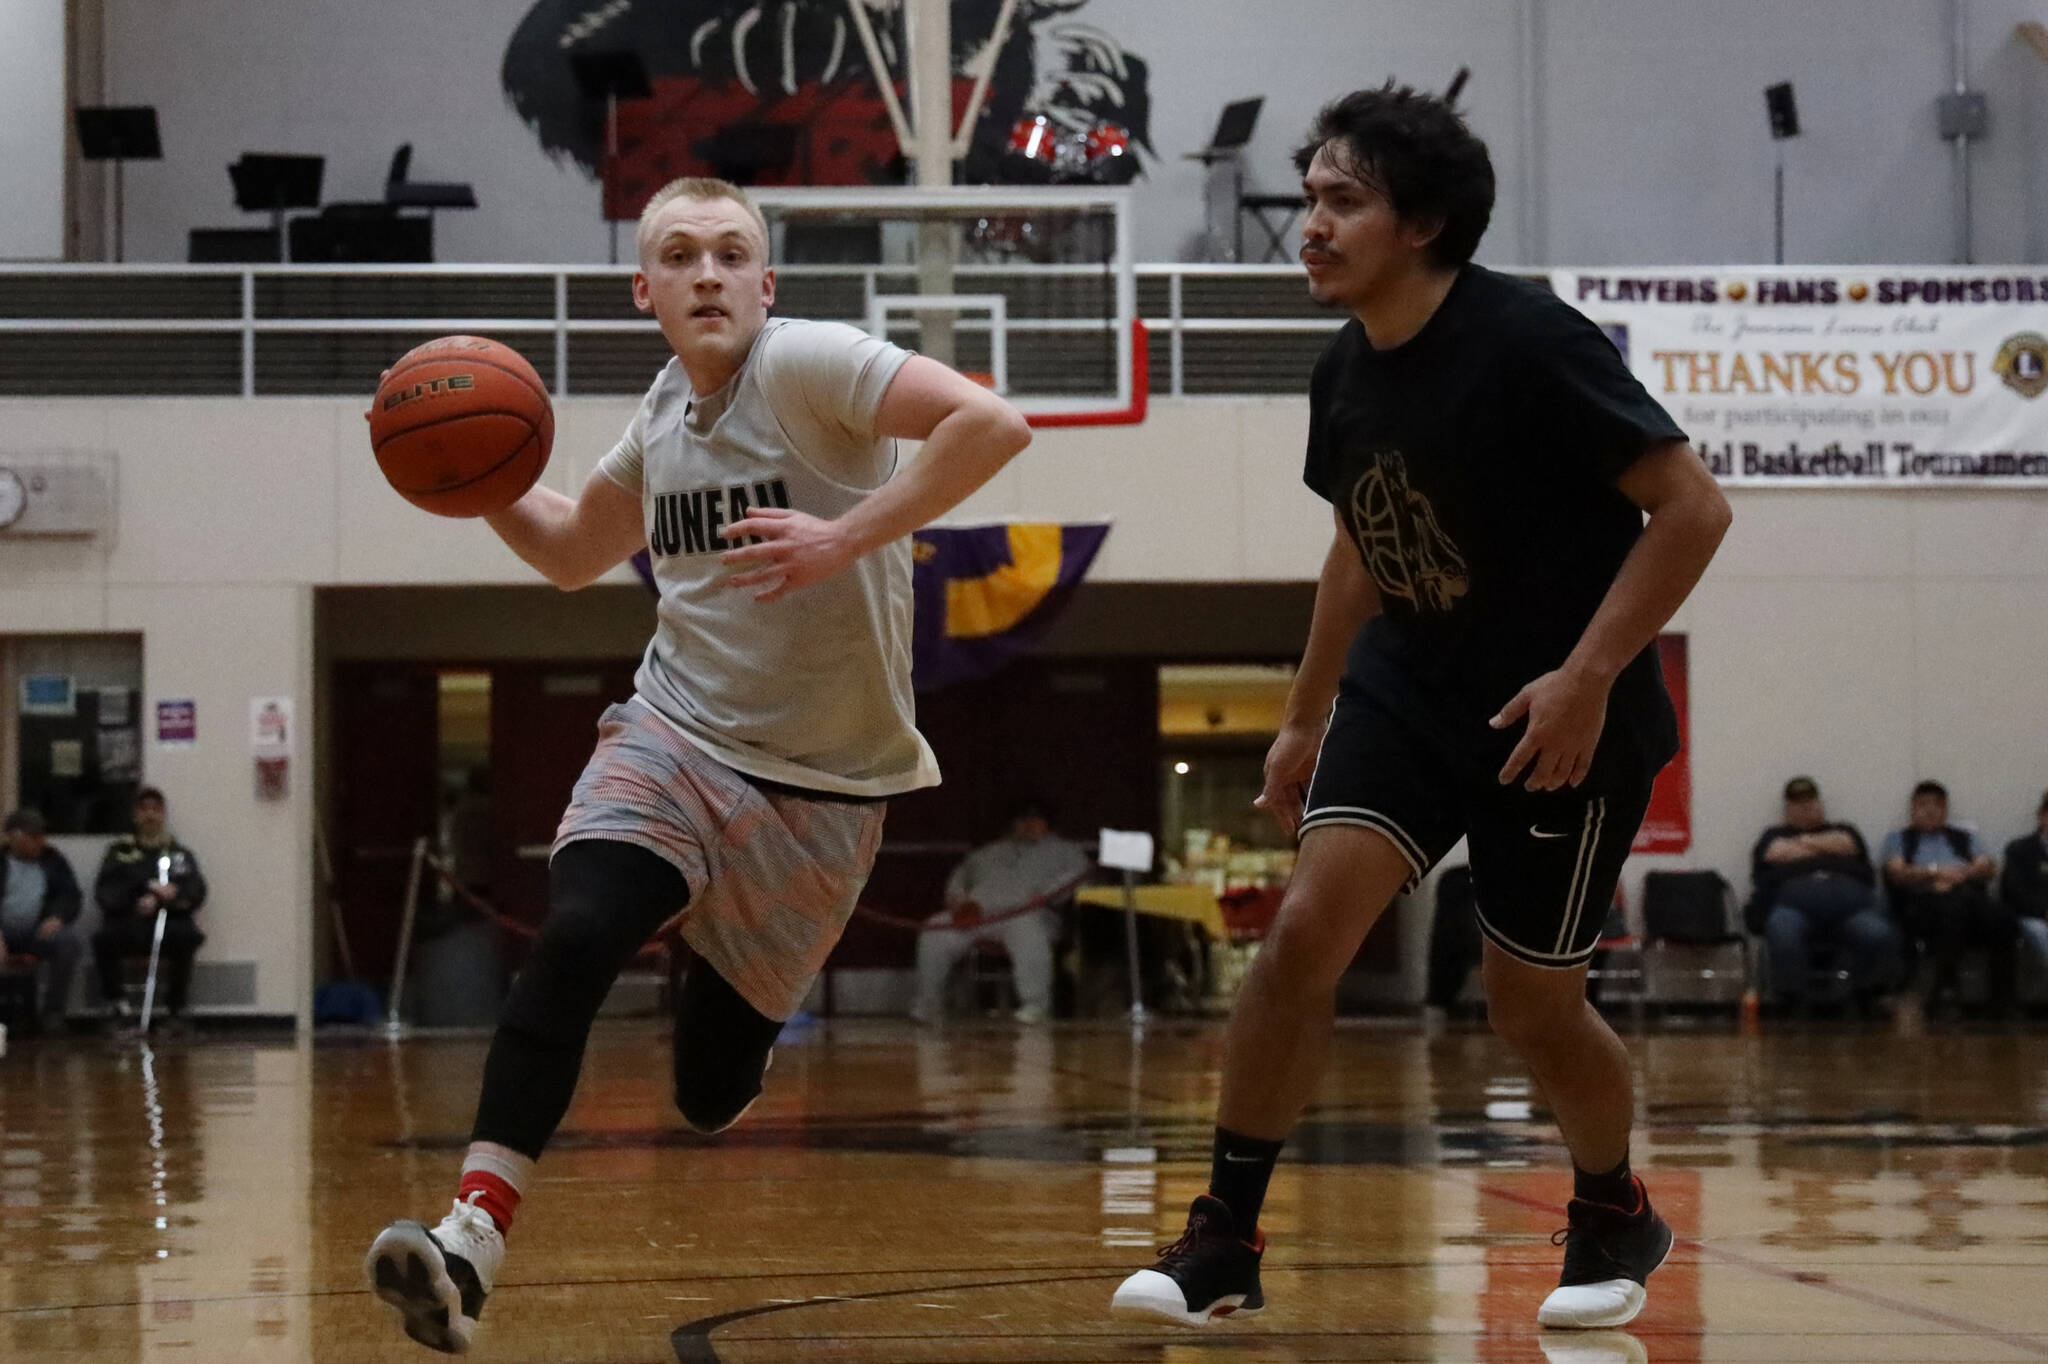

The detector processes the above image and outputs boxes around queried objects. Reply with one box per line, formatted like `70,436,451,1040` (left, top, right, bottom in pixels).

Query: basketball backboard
749,187,1145,427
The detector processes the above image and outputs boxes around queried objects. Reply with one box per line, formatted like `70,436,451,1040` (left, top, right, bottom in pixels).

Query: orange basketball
369,335,553,517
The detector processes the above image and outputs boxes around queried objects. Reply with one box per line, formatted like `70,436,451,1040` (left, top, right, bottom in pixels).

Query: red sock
457,1170,521,1234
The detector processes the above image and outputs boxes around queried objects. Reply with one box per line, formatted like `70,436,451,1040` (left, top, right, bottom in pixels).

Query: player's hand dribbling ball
368,335,553,517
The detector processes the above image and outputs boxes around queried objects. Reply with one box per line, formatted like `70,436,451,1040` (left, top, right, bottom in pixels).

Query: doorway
327,659,636,988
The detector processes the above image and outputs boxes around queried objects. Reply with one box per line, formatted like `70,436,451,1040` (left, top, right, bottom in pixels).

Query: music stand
1198,98,1263,161
1764,83,1800,266
228,154,325,262
570,50,653,263
1184,97,1263,261
74,107,162,262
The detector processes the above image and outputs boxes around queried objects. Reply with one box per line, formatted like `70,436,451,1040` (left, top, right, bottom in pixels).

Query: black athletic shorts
1300,687,1658,970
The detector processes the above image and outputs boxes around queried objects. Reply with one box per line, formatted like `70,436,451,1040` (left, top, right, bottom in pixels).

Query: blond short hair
635,177,770,262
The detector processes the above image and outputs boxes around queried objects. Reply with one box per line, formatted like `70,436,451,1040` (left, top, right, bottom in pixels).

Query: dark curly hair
1293,82,1496,269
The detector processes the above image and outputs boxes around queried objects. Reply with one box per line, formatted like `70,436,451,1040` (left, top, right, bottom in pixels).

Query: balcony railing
0,263,1343,401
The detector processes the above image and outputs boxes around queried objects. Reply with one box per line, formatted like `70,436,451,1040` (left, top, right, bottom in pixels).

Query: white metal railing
0,261,1334,399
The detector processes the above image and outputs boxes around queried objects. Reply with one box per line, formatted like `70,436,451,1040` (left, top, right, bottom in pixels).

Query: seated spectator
92,787,208,1031
912,797,1091,1026
2001,788,2048,981
0,808,84,1033
1881,779,2011,1018
1748,776,1898,1016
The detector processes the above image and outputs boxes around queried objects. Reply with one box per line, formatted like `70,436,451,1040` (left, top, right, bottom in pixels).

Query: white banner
1554,267,2048,487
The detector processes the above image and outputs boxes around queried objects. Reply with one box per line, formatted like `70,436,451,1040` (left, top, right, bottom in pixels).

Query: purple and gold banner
631,521,1110,691
1556,267,2048,486
911,522,1110,691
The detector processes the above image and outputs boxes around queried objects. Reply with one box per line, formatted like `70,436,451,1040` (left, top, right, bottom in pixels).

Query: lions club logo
1993,332,2048,399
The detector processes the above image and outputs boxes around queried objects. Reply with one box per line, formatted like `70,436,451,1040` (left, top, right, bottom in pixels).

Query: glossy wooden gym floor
2,1018,2045,1362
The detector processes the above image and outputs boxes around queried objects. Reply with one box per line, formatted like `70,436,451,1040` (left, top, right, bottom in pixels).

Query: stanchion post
1120,867,1147,1029
1098,828,1155,1035
385,837,429,1036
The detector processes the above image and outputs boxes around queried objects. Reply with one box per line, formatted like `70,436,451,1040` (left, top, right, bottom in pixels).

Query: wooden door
485,661,640,937
330,662,439,983
839,658,1161,970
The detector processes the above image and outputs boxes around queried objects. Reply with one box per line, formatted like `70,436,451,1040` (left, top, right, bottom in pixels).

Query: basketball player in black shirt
1113,85,1730,1332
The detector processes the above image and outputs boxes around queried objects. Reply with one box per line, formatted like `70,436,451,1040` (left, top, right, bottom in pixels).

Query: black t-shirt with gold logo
1303,265,1686,781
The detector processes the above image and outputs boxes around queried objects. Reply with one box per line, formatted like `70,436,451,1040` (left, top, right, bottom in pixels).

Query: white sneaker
1012,1005,1047,1025
366,1193,505,1354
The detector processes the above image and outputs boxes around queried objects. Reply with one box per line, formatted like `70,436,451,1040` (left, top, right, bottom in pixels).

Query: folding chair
1641,870,1750,1007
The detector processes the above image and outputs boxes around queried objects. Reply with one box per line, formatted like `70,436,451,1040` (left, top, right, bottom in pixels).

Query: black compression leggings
470,839,785,1159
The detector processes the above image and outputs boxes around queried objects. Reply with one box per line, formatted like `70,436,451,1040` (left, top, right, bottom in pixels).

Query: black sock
1208,1127,1284,1237
1572,1153,1640,1211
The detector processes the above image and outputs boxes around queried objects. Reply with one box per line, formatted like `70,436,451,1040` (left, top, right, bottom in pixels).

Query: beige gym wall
2,394,2045,1016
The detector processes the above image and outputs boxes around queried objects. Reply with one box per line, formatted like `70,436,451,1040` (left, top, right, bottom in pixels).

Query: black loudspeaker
187,227,281,263
289,206,431,263
1764,82,1800,139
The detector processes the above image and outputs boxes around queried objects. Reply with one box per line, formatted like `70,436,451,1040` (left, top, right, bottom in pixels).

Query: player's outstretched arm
721,357,1031,601
1493,440,1732,790
483,466,646,591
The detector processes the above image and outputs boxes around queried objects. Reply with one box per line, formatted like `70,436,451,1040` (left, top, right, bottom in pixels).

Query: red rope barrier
417,850,1095,941
418,852,540,941
851,867,1093,935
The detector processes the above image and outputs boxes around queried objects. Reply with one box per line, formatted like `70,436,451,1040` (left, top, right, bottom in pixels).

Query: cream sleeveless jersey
597,317,938,797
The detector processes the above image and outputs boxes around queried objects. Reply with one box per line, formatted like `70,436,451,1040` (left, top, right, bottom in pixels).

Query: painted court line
1469,1177,2048,1360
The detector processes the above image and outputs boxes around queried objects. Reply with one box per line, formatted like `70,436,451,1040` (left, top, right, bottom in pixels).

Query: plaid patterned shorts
554,700,888,1020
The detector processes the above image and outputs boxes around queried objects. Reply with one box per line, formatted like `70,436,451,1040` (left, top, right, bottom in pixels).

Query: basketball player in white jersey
366,177,1032,1355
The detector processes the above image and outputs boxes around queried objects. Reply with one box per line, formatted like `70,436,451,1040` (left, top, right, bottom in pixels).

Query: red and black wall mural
501,0,1155,215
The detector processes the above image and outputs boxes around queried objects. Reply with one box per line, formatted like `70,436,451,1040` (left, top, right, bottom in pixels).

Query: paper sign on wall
96,687,133,726
48,739,83,778
250,696,292,752
99,727,140,782
255,754,289,800
21,674,73,716
155,699,196,745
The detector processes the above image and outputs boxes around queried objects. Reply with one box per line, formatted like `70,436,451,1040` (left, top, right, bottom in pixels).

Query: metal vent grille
568,333,677,394
565,274,640,320
1178,274,1328,320
770,275,868,322
191,960,257,1008
1138,272,1331,321
1180,329,1341,394
256,274,554,320
256,331,557,396
0,273,239,320
0,332,241,395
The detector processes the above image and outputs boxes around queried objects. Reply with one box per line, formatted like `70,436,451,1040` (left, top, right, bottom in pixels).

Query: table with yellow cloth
1074,883,1228,940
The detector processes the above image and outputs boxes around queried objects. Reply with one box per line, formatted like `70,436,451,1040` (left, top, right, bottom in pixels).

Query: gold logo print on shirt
1347,450,1470,611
